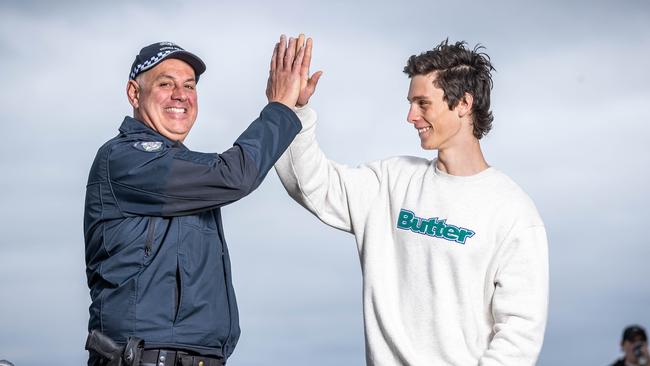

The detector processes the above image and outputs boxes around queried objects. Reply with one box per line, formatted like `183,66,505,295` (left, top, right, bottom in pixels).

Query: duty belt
141,349,224,366
85,330,224,366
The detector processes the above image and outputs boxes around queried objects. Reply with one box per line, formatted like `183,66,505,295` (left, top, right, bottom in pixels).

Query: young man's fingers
292,44,306,72
304,38,313,68
296,34,305,54
300,37,313,78
308,71,323,90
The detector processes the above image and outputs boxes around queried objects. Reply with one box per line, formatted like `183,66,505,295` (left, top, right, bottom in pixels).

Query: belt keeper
157,350,167,366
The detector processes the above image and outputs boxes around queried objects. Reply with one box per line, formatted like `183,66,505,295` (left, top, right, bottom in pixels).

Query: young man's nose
407,104,420,124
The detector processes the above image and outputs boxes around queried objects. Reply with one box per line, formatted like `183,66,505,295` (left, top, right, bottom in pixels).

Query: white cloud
1,1,649,364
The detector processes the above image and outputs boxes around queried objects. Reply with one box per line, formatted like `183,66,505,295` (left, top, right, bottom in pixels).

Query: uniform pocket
173,258,182,324
181,210,218,232
142,217,170,267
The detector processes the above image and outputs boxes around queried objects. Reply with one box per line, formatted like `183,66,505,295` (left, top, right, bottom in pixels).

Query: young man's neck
435,139,489,176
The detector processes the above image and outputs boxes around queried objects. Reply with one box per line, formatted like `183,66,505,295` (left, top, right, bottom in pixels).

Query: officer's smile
164,107,188,114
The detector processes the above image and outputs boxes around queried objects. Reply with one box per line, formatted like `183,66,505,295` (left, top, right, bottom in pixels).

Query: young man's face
406,73,463,150
128,58,198,142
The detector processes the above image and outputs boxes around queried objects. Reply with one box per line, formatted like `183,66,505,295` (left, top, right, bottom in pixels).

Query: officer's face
128,58,198,141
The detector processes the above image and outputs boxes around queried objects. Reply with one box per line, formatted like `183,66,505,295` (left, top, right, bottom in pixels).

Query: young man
276,40,549,365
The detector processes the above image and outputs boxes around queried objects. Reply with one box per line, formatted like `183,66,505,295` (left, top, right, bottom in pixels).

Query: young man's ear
457,92,474,118
126,79,140,109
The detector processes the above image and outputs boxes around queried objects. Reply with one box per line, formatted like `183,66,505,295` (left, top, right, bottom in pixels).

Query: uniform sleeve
479,225,549,366
274,106,381,233
108,102,300,216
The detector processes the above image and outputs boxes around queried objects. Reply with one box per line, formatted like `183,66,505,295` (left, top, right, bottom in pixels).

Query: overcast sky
0,0,649,365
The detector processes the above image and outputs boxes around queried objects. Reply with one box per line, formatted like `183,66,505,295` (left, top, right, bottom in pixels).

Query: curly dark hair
403,39,495,139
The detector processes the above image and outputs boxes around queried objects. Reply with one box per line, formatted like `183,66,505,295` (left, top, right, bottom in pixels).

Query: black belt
140,349,224,366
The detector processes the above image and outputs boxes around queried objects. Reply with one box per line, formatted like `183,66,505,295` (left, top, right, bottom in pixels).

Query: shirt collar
118,116,183,148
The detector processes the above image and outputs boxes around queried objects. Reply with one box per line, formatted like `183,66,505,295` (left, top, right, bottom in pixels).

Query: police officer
84,35,316,365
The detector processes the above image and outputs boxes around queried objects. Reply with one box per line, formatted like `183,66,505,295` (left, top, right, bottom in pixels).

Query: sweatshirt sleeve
274,106,381,233
479,225,549,366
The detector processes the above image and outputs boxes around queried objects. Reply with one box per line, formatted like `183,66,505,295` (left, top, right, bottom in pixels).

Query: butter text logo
396,209,475,245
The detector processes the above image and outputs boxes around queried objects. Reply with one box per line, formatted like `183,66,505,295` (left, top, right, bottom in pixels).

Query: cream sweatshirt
275,106,549,366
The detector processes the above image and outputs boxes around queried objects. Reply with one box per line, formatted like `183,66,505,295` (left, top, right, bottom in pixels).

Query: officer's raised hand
266,35,305,108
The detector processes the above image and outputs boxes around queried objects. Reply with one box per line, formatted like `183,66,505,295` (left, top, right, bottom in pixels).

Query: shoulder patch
133,141,164,152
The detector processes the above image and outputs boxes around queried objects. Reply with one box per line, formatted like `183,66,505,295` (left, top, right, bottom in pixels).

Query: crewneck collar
432,158,496,182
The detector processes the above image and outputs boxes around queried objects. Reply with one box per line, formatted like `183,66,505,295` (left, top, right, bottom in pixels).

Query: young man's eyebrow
407,96,429,102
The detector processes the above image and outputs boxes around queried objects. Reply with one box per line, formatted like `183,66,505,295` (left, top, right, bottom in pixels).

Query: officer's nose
171,86,188,102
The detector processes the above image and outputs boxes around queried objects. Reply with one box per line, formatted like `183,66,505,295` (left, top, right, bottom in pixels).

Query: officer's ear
126,79,140,109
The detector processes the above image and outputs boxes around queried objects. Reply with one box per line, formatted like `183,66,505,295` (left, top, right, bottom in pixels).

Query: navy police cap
129,42,206,81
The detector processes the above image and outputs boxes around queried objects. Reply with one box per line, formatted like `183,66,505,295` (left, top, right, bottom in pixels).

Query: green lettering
410,218,422,232
397,210,414,229
425,218,446,237
442,225,459,241
397,209,475,245
413,219,428,233
456,229,475,244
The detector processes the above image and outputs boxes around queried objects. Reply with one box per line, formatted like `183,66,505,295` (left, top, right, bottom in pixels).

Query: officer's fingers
277,35,286,70
270,42,279,73
284,37,296,70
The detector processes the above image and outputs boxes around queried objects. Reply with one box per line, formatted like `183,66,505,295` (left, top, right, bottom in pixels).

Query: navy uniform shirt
84,102,300,359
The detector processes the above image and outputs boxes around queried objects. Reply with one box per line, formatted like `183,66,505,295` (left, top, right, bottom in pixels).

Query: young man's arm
480,225,549,366
274,106,382,232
